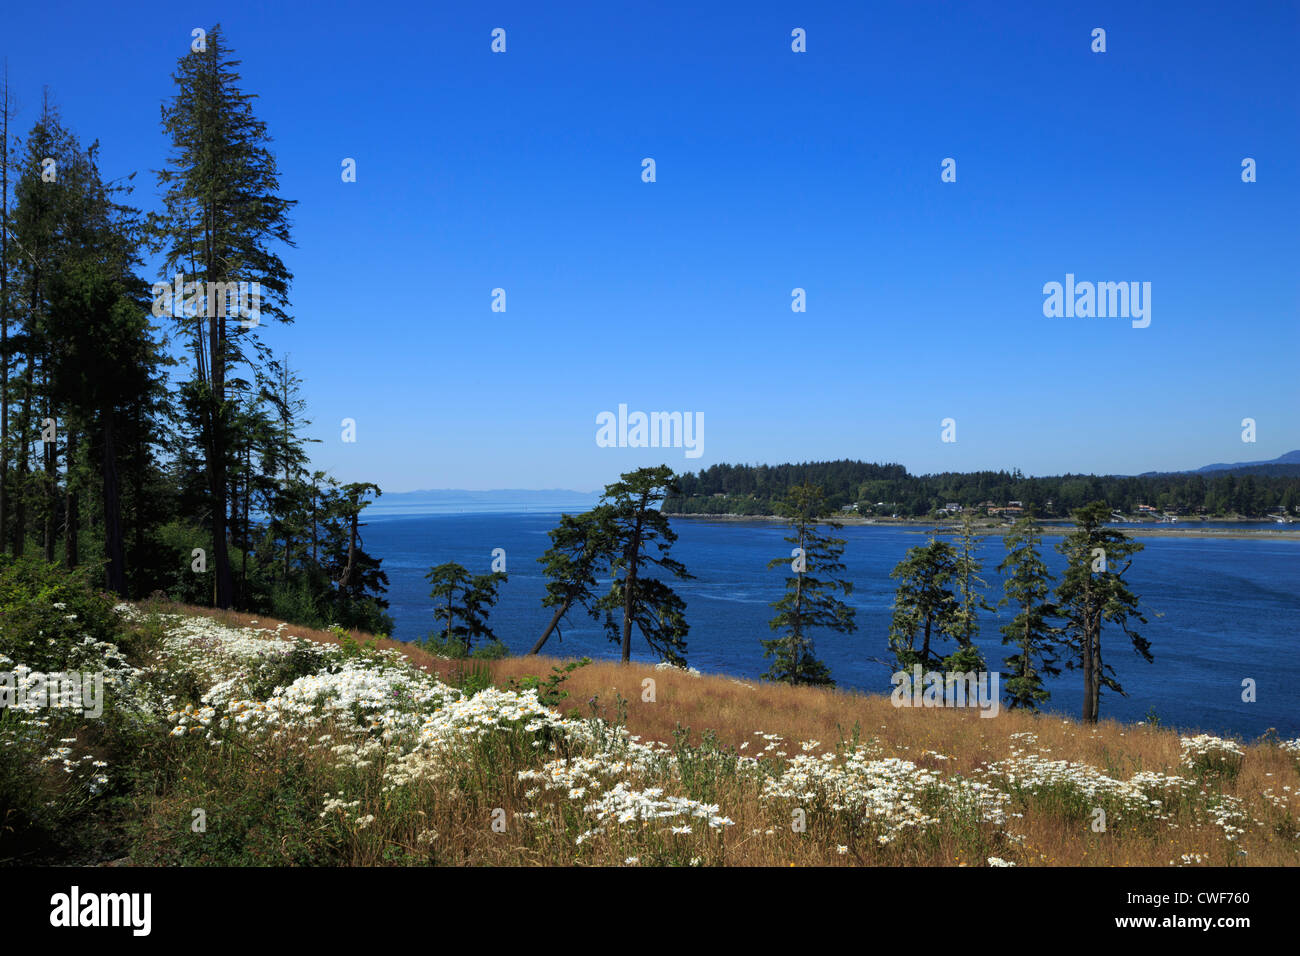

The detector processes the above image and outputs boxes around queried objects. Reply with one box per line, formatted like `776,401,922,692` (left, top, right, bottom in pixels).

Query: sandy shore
665,512,1300,541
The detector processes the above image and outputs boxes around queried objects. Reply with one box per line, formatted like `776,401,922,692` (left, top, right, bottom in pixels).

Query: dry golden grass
147,602,1300,866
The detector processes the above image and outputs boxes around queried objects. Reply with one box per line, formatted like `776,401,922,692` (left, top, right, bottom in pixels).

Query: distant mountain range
1140,450,1300,477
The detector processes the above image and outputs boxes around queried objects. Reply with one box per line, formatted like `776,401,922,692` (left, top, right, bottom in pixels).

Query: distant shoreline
664,512,1300,541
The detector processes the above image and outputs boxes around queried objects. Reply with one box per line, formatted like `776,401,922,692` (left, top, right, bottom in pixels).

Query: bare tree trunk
529,600,570,655
12,356,30,556
130,403,145,582
64,428,78,568
620,505,645,663
792,525,805,675
338,506,357,591
42,400,55,562
100,414,126,597
240,439,250,605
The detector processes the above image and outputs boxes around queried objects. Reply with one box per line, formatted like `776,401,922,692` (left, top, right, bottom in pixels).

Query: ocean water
363,511,1300,738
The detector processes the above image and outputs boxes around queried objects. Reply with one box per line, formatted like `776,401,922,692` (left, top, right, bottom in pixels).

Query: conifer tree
1056,501,1149,722
425,562,506,654
946,511,991,672
762,483,854,686
154,24,296,608
530,506,614,654
887,534,959,671
996,510,1060,710
596,466,692,665
44,262,155,595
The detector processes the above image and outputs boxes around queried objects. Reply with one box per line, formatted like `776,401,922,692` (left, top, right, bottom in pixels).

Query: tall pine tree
153,24,296,608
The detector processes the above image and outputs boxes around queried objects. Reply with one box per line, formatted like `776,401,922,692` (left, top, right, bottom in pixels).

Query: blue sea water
363,511,1299,739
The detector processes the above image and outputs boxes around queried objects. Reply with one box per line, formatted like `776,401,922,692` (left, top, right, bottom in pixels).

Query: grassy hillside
3,592,1298,866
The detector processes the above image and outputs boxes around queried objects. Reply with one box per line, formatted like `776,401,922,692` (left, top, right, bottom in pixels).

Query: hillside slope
5,601,1298,867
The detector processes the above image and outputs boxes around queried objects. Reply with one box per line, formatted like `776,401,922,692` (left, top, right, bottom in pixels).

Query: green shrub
247,638,332,698
0,555,120,671
420,633,470,659
471,639,510,660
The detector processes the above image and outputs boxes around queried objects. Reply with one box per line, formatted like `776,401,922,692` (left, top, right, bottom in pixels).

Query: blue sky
5,0,1297,491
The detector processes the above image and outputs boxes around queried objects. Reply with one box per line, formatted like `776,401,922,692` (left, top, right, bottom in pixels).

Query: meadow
3,575,1298,867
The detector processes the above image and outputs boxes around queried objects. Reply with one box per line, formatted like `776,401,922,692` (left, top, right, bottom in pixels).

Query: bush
0,555,121,671
269,576,329,631
247,638,333,698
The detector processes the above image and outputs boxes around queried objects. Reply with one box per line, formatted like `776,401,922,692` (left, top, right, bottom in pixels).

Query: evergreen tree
425,561,506,654
996,510,1060,710
947,511,991,672
530,506,614,654
153,24,296,608
324,481,391,633
887,535,959,671
1056,500,1150,723
762,483,855,686
596,465,692,665
44,261,157,595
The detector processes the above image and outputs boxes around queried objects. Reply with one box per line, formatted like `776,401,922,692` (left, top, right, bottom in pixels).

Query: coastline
664,512,1300,541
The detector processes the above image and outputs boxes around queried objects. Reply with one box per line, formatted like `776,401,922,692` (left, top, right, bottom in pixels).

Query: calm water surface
363,512,1299,738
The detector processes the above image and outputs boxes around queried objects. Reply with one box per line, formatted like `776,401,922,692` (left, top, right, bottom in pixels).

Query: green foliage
247,639,330,699
672,725,741,804
1056,501,1150,723
761,484,854,686
997,512,1061,711
471,639,510,660
268,574,329,630
949,513,991,669
531,510,612,653
330,624,378,660
886,535,959,671
665,459,1300,519
593,466,693,665
509,657,591,707
424,562,507,655
153,520,214,605
1184,747,1243,782
136,750,334,866
0,555,120,670
450,660,494,696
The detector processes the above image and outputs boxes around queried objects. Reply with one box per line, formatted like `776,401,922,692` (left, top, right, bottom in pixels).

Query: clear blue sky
5,1,1297,491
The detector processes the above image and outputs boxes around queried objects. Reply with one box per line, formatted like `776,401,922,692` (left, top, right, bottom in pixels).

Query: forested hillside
665,460,1300,517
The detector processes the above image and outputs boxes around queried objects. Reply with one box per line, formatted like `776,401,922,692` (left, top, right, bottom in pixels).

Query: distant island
662,455,1300,520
